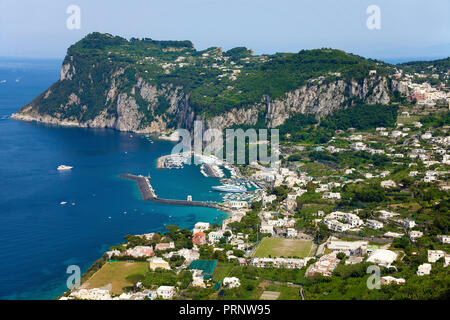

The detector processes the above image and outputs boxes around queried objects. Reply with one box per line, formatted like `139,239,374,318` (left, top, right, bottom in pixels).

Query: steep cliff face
202,76,391,131
12,63,194,134
12,33,400,135
390,79,409,96
12,62,393,134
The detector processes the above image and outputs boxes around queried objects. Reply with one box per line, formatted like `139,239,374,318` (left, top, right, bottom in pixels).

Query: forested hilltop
398,57,450,87
13,32,402,134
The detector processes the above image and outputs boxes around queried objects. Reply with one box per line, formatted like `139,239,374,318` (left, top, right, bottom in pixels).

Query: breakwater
120,174,222,209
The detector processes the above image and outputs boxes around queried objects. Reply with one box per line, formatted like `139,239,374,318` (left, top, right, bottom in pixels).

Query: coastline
10,111,174,137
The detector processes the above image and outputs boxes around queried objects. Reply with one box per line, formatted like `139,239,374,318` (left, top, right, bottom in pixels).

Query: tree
336,252,346,260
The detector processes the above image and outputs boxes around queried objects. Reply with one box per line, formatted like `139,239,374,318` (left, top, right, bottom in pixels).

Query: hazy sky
1,0,449,60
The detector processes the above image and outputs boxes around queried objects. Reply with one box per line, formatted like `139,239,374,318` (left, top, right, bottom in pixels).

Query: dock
120,174,223,209
204,164,225,178
120,174,156,200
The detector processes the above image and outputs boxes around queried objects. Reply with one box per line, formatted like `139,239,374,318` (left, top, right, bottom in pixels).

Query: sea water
0,58,225,300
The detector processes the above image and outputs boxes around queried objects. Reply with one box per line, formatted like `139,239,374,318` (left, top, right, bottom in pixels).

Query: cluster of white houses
323,211,364,232
62,285,177,301
250,257,311,269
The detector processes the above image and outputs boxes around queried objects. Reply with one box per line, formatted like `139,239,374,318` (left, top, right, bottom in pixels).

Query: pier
120,174,223,209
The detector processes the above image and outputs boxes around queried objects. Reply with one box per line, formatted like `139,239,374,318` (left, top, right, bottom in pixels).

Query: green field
397,115,421,125
83,261,148,295
252,238,316,258
263,284,301,300
213,263,235,282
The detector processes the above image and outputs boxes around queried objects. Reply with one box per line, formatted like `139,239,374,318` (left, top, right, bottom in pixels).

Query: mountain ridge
12,32,404,135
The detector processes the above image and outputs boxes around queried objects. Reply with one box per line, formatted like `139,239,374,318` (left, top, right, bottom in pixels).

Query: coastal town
61,65,450,300
3,0,450,310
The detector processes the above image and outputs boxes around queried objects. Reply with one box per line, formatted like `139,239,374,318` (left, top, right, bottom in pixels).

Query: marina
212,184,247,193
157,153,189,169
154,151,264,208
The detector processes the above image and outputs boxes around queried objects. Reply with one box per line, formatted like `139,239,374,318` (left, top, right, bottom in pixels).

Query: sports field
83,261,148,295
252,238,316,258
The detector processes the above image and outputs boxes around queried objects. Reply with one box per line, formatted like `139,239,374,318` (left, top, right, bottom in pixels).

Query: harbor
153,152,265,208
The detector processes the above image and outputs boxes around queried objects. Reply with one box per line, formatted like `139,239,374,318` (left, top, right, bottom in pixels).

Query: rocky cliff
12,32,400,135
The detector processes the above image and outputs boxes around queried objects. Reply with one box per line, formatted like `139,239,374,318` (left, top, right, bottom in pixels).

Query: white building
223,277,241,288
155,242,175,251
250,257,308,269
428,250,447,263
69,288,112,300
193,222,210,234
149,257,171,270
417,263,432,276
342,213,363,227
226,200,248,209
350,142,367,151
262,194,277,206
287,228,298,238
168,248,200,263
191,269,206,288
381,180,397,188
409,230,423,240
208,230,225,244
380,276,405,285
260,224,274,236
378,210,399,220
437,235,450,244
350,134,363,141
379,171,390,178
384,231,404,239
367,249,398,267
324,219,351,232
365,173,374,179
125,246,154,258
366,219,384,230
403,219,416,229
326,211,362,227
391,130,405,138
327,239,368,257
323,192,341,200
156,286,176,299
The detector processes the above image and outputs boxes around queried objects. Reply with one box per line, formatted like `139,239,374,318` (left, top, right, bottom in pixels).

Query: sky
0,0,449,62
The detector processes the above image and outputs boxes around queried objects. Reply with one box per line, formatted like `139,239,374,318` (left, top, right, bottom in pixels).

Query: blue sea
0,58,226,300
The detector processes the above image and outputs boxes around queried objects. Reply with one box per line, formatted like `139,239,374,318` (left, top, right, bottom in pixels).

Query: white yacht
57,165,73,171
212,184,247,193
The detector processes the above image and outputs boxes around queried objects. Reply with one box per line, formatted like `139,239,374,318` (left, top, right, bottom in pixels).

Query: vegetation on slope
27,32,395,123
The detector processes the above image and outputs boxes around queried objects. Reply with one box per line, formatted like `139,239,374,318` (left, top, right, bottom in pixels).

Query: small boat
57,165,73,171
60,201,67,205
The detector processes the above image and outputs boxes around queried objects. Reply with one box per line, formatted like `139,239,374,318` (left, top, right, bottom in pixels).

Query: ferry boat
57,165,73,171
212,184,247,193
